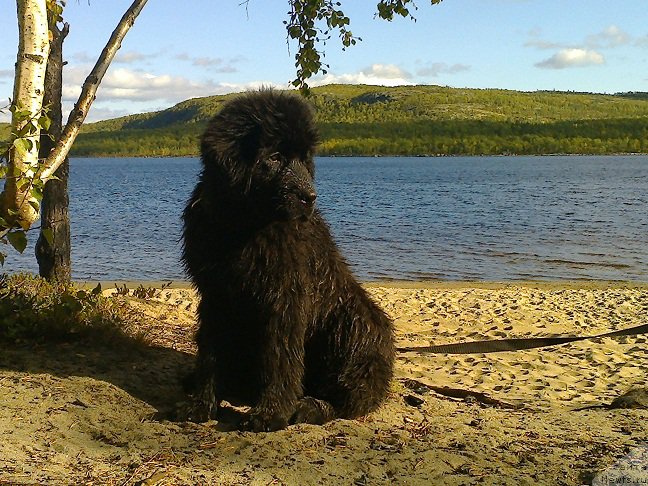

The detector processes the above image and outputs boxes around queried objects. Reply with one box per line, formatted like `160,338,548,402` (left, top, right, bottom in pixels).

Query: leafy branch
288,0,443,91
286,1,357,92
1,103,54,262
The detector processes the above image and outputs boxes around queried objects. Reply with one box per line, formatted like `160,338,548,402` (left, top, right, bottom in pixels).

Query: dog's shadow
0,333,244,430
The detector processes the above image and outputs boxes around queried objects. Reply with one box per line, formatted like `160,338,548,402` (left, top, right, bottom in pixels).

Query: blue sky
1,0,647,122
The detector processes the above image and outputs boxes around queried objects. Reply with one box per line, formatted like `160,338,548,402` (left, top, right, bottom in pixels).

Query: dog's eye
261,154,282,172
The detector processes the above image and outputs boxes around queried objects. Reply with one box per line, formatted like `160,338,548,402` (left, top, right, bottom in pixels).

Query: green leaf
28,200,41,212
38,115,52,132
7,231,28,254
60,293,83,312
13,137,32,156
41,228,54,246
288,26,301,38
13,109,31,121
92,283,103,295
31,184,43,202
19,179,33,193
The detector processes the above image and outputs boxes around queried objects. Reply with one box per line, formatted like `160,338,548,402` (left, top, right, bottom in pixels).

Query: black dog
180,89,395,432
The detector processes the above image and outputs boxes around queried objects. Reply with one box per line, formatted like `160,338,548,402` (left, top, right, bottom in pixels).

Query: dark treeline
317,118,648,156
27,84,648,157
73,126,201,157
70,117,648,157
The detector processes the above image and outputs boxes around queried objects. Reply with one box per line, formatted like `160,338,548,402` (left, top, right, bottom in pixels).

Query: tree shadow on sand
0,333,192,418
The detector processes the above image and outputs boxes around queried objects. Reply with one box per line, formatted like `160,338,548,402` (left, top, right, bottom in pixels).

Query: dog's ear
201,116,262,168
236,123,263,164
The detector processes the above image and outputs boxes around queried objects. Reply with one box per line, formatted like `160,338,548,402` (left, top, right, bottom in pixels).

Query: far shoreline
67,152,648,159
75,279,648,291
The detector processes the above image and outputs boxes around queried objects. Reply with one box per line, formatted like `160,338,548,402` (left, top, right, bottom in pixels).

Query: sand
1,282,647,485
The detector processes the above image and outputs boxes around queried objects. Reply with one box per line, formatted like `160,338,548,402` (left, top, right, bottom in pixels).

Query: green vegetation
0,273,144,343
0,123,9,140
66,85,648,156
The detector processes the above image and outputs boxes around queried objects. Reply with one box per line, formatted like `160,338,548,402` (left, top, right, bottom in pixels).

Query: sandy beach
1,281,646,485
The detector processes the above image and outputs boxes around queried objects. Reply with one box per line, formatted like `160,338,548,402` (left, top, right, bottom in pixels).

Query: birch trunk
0,0,50,229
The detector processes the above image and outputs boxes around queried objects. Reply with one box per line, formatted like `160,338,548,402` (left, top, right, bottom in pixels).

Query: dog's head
201,89,319,221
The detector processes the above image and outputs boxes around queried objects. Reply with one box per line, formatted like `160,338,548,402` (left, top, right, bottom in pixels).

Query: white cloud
311,64,413,86
115,50,160,65
416,62,470,77
56,63,418,121
192,57,225,67
526,24,632,51
524,24,645,73
526,25,633,71
524,26,571,50
635,35,648,47
70,52,96,64
585,25,631,48
60,65,286,121
175,53,244,73
62,67,222,103
524,39,569,50
72,50,161,66
361,64,411,80
535,48,605,69
78,106,133,122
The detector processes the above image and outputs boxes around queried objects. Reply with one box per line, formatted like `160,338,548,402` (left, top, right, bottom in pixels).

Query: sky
1,0,648,123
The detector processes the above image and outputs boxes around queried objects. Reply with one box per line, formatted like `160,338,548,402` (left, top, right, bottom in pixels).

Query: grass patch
0,273,148,344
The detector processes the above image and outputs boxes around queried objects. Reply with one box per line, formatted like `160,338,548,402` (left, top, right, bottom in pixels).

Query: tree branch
39,0,148,182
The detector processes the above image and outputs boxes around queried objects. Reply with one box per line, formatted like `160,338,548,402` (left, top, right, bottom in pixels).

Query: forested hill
43,85,648,155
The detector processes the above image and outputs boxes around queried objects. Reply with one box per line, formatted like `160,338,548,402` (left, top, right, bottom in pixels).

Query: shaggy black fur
180,89,395,432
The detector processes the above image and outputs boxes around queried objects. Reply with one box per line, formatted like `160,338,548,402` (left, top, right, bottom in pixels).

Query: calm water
4,155,648,282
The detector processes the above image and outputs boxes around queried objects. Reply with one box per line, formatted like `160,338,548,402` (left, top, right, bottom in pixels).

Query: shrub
0,273,145,343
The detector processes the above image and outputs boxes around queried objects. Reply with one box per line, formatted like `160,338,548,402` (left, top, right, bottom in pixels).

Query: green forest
6,84,648,156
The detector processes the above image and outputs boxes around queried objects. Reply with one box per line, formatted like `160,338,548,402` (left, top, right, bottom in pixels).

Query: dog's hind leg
174,300,221,422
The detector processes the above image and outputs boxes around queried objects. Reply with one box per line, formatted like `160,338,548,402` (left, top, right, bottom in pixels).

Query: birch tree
1,0,149,265
0,0,50,239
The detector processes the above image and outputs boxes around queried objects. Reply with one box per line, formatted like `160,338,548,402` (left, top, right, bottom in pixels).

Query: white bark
0,0,50,228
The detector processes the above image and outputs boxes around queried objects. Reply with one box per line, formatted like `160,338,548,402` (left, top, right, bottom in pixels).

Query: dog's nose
300,190,317,205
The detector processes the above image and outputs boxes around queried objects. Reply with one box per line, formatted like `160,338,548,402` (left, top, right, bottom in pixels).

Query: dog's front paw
239,410,288,432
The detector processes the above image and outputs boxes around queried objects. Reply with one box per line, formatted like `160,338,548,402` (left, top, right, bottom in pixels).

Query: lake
3,155,648,282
